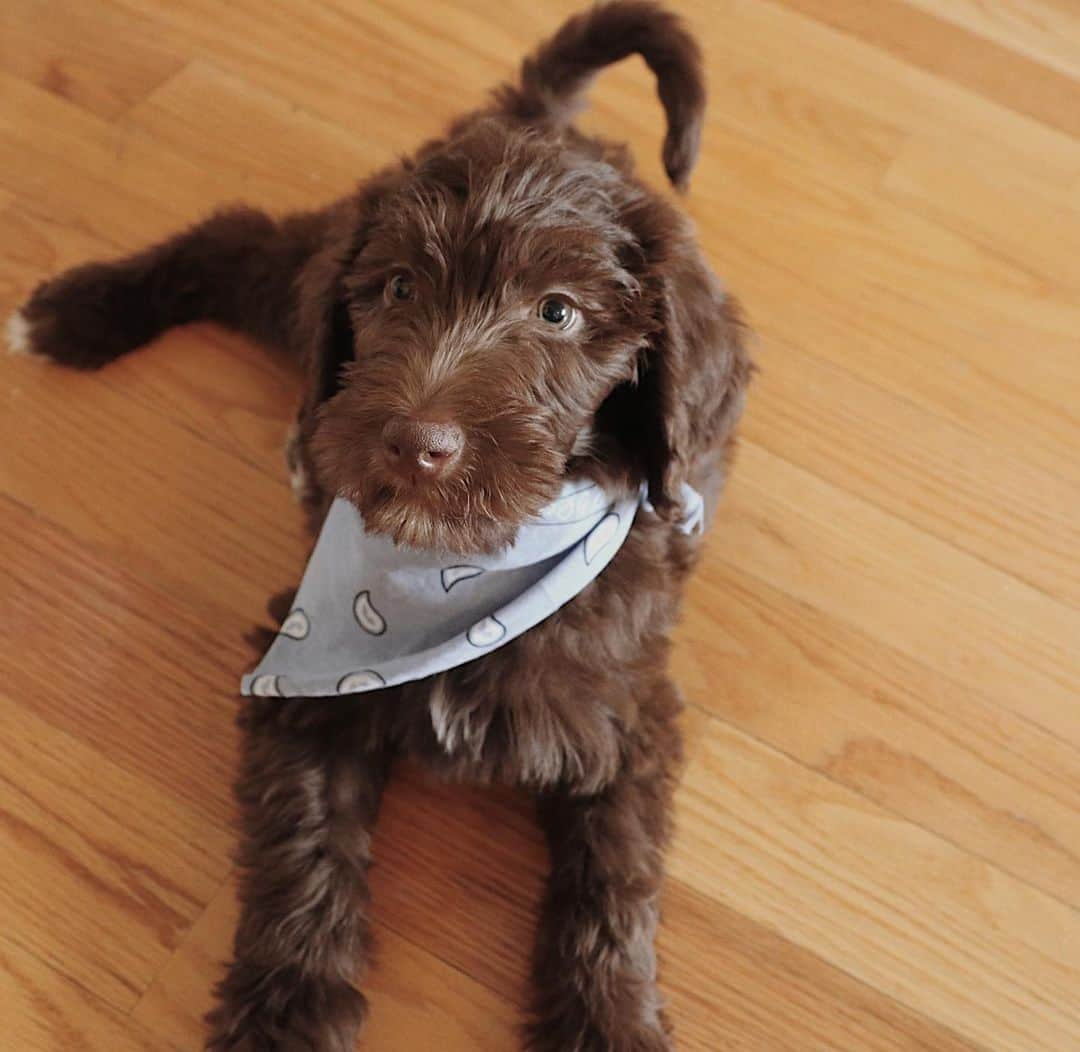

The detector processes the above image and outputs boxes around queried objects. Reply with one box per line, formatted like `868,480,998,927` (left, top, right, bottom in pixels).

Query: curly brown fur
13,4,752,1049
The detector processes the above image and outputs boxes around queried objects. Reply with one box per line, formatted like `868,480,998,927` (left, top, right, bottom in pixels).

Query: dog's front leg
8,206,330,369
206,697,391,1052
527,701,682,1052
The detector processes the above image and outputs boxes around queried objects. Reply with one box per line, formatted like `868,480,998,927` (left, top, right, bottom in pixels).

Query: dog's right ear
601,193,753,518
293,167,408,428
635,256,752,517
293,218,355,419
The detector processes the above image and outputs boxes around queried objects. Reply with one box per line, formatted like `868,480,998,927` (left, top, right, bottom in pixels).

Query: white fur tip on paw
5,311,37,357
289,464,310,502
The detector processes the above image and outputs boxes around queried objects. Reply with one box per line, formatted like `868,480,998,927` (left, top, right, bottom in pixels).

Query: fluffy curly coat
11,3,752,1048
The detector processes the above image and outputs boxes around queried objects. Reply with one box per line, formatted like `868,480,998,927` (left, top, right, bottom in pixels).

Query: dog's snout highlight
381,416,464,480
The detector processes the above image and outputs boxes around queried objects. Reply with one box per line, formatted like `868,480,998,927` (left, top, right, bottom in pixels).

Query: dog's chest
401,515,682,789
423,664,626,791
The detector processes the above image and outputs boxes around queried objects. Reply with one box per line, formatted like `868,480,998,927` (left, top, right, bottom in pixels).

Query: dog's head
303,120,747,554
300,6,749,554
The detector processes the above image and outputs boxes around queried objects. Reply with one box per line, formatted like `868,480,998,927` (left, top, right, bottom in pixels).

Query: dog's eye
387,273,415,302
538,297,575,329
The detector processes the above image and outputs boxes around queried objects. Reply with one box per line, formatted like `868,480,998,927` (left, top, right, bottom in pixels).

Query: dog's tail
494,1,706,190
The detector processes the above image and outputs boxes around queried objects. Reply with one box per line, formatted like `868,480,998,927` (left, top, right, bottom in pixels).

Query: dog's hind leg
526,678,684,1052
205,696,391,1052
7,206,330,369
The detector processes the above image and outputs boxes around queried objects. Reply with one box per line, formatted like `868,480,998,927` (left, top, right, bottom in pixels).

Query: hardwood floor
1,2,1077,1049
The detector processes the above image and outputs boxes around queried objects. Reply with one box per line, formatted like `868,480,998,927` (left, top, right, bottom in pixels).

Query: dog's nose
382,417,464,479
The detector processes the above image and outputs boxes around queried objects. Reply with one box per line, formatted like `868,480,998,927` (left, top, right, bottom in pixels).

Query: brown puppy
9,3,752,1049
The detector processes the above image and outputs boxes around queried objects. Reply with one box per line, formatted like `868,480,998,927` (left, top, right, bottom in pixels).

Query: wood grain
671,710,1080,1052
776,0,1080,138
1,1,1077,1049
673,560,1080,905
719,444,1080,743
0,0,185,120
0,698,231,1008
1,938,160,1052
907,0,1080,81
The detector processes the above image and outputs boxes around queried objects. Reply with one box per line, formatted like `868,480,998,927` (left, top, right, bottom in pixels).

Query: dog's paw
8,280,96,366
9,262,153,370
5,309,41,358
206,972,368,1052
525,1014,672,1052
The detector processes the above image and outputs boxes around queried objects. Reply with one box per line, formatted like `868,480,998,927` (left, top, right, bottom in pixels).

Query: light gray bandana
242,478,704,699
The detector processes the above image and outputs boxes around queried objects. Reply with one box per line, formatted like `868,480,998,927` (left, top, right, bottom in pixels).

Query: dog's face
309,119,747,555
312,123,655,553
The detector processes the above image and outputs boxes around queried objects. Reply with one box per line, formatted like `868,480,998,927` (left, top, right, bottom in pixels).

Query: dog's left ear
614,206,753,517
292,166,409,435
293,210,357,422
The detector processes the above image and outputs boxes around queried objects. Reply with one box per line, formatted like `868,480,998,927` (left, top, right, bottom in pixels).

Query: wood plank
0,200,114,307
5,9,1075,489
0,0,186,120
371,770,544,1002
1,937,160,1052
687,0,1080,189
744,336,1080,608
123,59,374,212
883,131,1080,292
644,5,1080,489
775,0,1080,139
657,881,984,1052
901,0,1080,82
670,709,1080,1052
0,699,231,1009
108,0,487,152
569,6,910,195
0,492,247,829
9,14,1076,604
0,72,252,249
673,560,1080,906
716,443,1080,745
